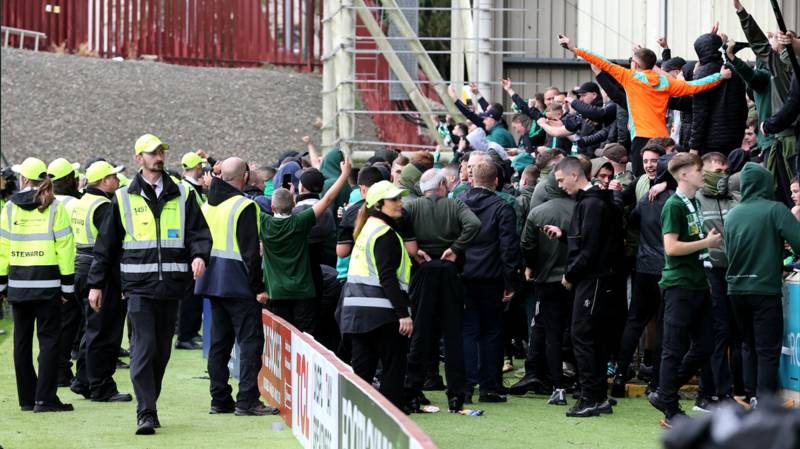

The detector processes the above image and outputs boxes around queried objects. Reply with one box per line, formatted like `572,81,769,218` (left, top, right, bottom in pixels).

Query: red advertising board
258,310,293,427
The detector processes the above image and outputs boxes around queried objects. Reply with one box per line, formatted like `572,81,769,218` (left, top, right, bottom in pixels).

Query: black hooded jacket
631,155,675,274
689,33,748,153
564,185,624,284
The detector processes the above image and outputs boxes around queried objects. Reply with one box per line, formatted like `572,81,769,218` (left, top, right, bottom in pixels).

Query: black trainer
136,415,156,435
648,391,684,419
175,340,201,350
597,399,614,414
448,395,464,413
235,401,279,416
210,403,236,414
692,395,714,413
33,400,74,413
69,381,91,399
478,392,507,403
566,399,599,417
547,389,567,406
93,392,133,402
509,375,549,395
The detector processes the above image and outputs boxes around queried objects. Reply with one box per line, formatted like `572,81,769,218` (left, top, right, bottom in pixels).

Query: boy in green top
649,153,722,425
261,158,351,333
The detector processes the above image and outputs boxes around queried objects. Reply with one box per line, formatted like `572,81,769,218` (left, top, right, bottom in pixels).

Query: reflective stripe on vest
120,262,188,273
117,183,187,250
70,193,110,249
343,217,411,310
203,195,255,262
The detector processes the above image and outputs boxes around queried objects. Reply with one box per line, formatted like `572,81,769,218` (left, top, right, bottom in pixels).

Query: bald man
195,158,276,416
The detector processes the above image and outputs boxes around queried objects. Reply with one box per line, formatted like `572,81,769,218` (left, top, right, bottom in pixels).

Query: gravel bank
1,48,377,170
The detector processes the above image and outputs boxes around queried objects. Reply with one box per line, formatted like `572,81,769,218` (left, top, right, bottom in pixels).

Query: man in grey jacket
403,169,481,413
515,174,575,405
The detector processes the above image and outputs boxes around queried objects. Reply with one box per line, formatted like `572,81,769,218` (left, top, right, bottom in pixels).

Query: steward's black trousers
73,257,125,400
12,298,61,408
127,296,179,420
404,260,466,400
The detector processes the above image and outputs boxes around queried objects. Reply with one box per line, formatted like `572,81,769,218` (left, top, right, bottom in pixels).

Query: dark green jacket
403,195,480,260
487,124,517,149
520,175,575,284
730,57,774,149
725,163,800,296
516,185,536,227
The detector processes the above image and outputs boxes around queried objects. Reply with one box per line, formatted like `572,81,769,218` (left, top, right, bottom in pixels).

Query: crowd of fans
1,0,799,434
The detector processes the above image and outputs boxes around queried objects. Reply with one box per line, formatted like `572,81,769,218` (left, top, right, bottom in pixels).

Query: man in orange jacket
558,35,732,175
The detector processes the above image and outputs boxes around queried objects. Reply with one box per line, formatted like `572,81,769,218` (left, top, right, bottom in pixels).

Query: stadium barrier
258,310,438,449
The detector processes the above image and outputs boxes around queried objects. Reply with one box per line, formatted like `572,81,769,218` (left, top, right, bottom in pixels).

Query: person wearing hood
689,33,748,156
319,149,353,214
542,157,624,417
460,162,520,404
195,158,276,417
69,161,132,404
611,153,675,398
724,163,800,406
398,163,423,202
512,171,575,405
1,157,76,413
559,34,731,177
47,158,84,387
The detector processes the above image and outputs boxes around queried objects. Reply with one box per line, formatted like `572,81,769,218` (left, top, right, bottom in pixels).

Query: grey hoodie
520,175,576,284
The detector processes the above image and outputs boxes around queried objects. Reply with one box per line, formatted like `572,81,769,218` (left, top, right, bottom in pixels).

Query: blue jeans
462,278,505,395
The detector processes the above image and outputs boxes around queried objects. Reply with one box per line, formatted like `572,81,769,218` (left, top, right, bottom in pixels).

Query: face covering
703,170,729,197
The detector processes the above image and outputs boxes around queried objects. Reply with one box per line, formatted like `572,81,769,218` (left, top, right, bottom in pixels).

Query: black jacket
631,157,674,274
194,177,264,297
88,172,212,300
460,187,520,290
564,185,624,283
763,74,800,137
689,33,748,153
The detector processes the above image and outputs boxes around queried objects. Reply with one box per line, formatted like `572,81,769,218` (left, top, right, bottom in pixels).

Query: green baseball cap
365,180,408,208
85,161,124,183
47,158,80,181
12,157,48,181
135,134,169,155
181,152,206,169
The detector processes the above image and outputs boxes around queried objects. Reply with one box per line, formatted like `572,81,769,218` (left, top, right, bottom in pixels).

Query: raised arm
735,2,772,61
313,159,352,218
448,84,486,129
502,78,542,120
666,67,729,96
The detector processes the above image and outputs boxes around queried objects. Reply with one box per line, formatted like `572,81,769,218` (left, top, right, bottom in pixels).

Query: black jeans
657,287,713,406
529,282,570,389
571,277,614,403
128,296,179,419
462,278,505,395
350,322,409,409
699,268,741,397
267,299,315,334
73,269,126,400
176,295,203,343
207,296,264,408
12,299,62,407
731,294,783,397
405,260,466,399
616,272,662,377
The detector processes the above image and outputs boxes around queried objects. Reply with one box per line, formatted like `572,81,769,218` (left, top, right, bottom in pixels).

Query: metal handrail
1,26,47,52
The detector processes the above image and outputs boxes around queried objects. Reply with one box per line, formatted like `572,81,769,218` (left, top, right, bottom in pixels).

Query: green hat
12,157,48,181
135,134,169,155
47,158,80,181
85,161,123,183
181,152,206,169
365,180,408,208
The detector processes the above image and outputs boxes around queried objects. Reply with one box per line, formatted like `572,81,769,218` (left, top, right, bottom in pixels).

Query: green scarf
702,171,729,198
675,190,711,267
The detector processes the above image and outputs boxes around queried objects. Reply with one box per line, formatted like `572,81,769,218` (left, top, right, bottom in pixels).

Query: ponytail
352,203,368,241
33,177,55,212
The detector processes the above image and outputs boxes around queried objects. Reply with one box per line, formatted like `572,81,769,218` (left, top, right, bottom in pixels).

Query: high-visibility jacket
181,178,205,207
338,216,410,334
195,194,259,298
55,194,79,215
0,198,75,302
69,192,110,251
116,181,190,289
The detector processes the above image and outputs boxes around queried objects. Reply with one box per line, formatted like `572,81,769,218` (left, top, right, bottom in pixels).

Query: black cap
298,168,324,193
576,82,601,95
480,108,502,121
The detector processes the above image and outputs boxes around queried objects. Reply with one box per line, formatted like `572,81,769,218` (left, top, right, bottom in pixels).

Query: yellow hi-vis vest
195,194,260,298
340,216,410,333
0,199,75,301
70,192,110,250
55,194,78,215
116,183,188,283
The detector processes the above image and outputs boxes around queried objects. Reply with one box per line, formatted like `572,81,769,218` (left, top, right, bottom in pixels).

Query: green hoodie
724,163,800,296
398,164,422,200
320,149,352,211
